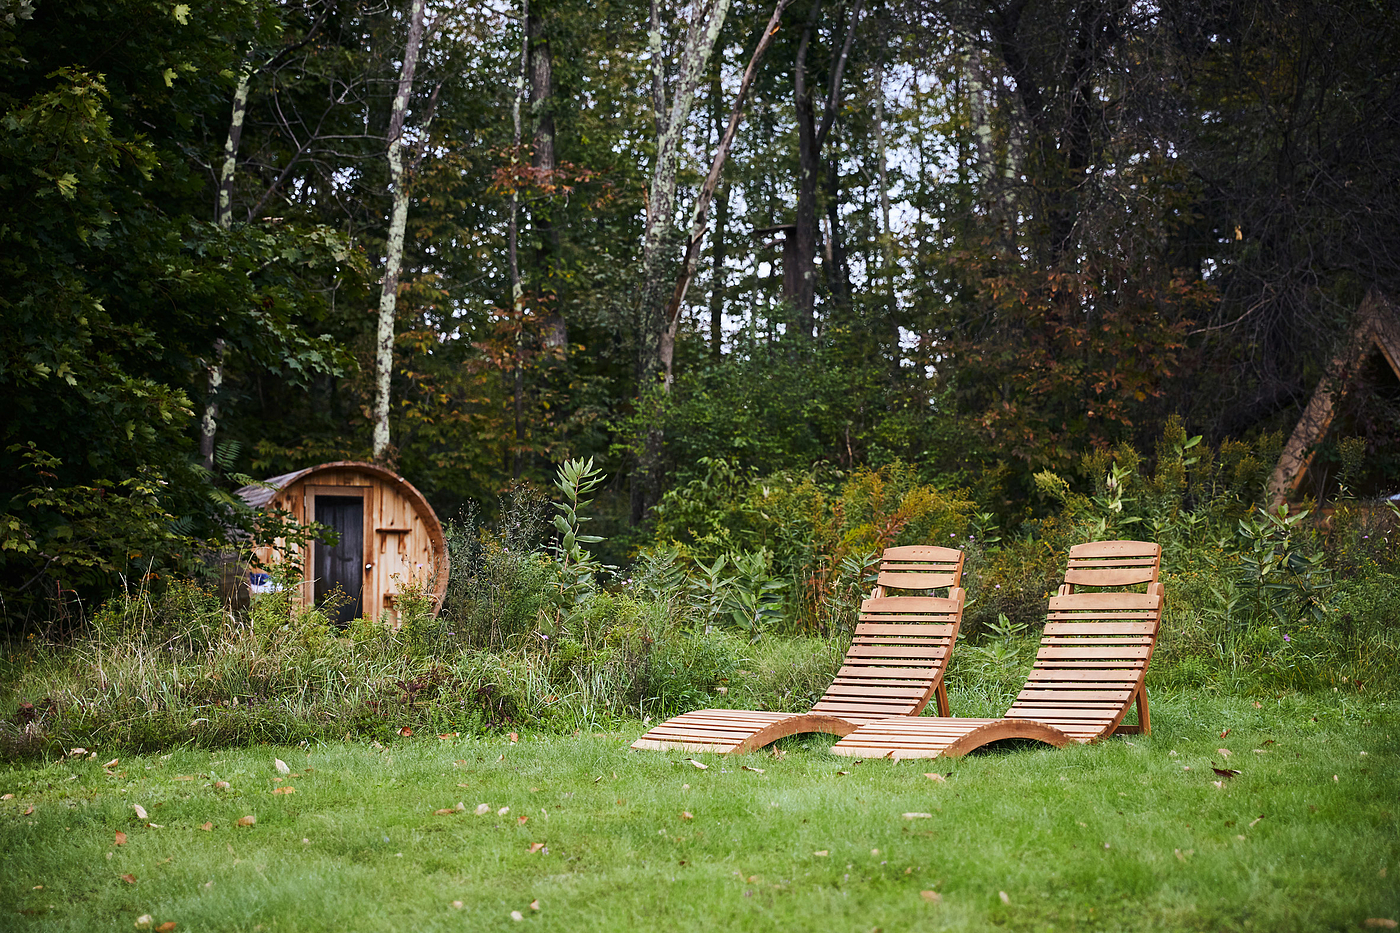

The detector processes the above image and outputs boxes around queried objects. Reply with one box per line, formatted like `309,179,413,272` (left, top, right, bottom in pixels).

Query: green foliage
548,458,610,611
0,5,357,619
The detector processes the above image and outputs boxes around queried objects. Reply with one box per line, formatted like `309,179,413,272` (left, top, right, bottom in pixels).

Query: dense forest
2,0,1398,620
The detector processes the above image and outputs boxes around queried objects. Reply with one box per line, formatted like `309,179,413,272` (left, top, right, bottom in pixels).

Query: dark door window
314,495,364,624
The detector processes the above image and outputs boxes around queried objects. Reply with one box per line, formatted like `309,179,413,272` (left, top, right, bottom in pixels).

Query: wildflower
1282,633,1291,642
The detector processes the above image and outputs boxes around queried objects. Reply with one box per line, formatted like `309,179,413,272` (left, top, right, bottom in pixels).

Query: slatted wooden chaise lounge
829,540,1163,760
631,546,966,754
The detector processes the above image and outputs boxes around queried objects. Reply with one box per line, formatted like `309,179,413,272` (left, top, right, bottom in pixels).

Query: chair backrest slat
873,546,965,597
810,547,965,720
1060,540,1161,593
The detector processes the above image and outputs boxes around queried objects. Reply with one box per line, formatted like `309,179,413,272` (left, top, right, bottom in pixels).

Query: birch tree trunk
667,0,794,353
200,65,253,471
631,0,735,525
637,0,734,390
372,0,428,465
509,0,529,479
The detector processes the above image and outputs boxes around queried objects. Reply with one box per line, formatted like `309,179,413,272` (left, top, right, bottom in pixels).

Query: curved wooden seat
831,543,1164,760
631,546,965,754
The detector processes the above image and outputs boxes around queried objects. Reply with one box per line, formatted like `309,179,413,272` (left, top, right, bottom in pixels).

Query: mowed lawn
2,692,1396,932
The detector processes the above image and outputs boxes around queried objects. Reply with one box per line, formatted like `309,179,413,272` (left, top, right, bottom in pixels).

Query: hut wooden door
314,494,365,624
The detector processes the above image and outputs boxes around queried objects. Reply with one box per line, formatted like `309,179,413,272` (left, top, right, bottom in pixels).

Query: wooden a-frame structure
1267,289,1400,508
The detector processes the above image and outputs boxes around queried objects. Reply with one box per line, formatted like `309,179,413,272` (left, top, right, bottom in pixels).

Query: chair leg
935,681,950,717
1114,686,1150,735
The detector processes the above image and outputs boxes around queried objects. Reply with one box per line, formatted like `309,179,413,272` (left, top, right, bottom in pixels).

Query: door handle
365,563,373,571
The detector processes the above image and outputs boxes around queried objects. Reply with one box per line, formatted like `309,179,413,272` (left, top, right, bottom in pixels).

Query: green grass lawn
2,690,1396,932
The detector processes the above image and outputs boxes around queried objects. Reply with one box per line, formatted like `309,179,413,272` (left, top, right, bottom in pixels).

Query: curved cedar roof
235,461,436,520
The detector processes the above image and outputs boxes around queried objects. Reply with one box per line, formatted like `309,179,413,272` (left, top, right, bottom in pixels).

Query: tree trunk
666,0,794,355
371,0,428,465
201,65,254,472
792,1,820,338
638,0,735,389
631,0,736,525
510,0,530,479
709,179,729,360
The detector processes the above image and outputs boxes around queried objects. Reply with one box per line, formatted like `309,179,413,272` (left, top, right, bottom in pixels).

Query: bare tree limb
664,0,794,326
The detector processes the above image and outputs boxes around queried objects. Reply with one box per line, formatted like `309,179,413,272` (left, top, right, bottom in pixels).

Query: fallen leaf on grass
172,775,193,782
510,911,524,922
509,732,519,744
814,850,829,857
274,759,290,775
115,831,127,846
1211,765,1240,778
681,811,693,820
437,733,459,740
272,787,295,795
903,813,933,820
685,759,708,770
1219,729,1231,738
518,815,528,825
920,891,942,903
121,874,136,884
146,823,164,829
451,901,463,909
593,775,604,784
530,900,540,911
1249,815,1264,827
475,804,491,815
399,728,413,738
528,842,546,853
742,766,765,774
200,822,213,831
770,748,786,760
1253,701,1262,709
434,808,457,816
235,815,255,827
133,804,148,820
213,782,229,791
1217,748,1232,758
134,915,153,927
1212,781,1224,789
836,771,851,776
157,923,176,932
1363,920,1397,929
105,759,119,768
0,793,11,800
498,807,510,816
923,773,947,783
999,891,1010,905
23,806,34,815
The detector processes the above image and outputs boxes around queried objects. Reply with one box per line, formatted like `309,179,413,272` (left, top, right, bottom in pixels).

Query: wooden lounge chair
631,546,966,754
829,540,1164,760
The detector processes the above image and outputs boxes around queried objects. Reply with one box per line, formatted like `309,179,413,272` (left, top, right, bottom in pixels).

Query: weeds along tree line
1,0,1399,627
2,426,1398,758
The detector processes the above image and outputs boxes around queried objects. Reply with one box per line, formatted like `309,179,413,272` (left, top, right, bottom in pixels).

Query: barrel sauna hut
235,461,448,625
